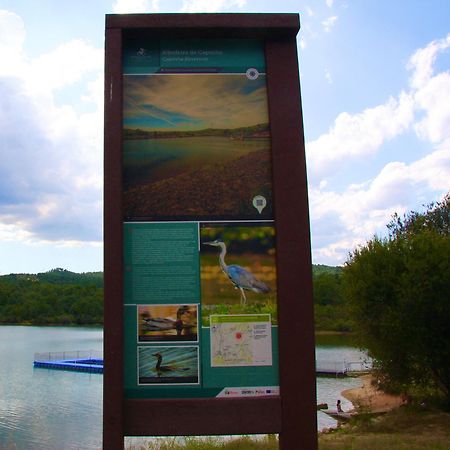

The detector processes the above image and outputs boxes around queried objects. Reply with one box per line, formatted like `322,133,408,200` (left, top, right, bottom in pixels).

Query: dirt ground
342,374,406,413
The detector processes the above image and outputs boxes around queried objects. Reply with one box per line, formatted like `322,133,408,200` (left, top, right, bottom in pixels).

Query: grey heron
203,238,270,305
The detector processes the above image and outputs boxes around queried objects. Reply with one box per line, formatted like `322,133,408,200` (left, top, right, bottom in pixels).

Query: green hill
0,265,347,330
1,268,103,288
312,264,343,276
0,269,103,325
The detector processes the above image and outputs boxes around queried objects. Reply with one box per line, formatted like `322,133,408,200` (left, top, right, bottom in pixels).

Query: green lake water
0,326,366,449
123,136,271,188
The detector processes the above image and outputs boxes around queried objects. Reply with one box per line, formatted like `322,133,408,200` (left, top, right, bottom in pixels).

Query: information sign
104,13,317,450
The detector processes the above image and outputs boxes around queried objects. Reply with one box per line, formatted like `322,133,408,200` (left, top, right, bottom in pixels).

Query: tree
343,194,450,398
313,270,353,332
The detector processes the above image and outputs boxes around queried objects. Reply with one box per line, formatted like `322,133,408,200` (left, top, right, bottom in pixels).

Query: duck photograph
200,223,277,325
137,304,198,343
122,73,273,221
138,346,199,385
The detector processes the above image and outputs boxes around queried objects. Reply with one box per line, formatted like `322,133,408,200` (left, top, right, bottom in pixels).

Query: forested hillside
0,269,103,325
1,267,103,287
0,266,346,330
312,265,350,331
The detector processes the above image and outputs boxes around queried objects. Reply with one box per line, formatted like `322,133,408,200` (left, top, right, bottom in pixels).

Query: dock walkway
316,360,371,377
33,351,368,377
33,350,103,374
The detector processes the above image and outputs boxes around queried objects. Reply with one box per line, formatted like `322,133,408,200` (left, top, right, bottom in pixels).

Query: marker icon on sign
246,68,259,80
252,195,267,214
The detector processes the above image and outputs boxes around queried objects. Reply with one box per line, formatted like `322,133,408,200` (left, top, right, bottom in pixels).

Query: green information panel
123,38,265,74
123,38,279,400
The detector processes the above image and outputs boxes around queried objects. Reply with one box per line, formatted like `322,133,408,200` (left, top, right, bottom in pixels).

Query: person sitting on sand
337,399,343,413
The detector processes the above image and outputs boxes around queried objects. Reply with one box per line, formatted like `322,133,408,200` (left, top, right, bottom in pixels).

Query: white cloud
28,40,103,94
0,10,25,48
309,33,450,265
112,0,160,13
180,0,246,13
324,68,332,84
0,11,103,245
407,34,450,89
414,72,450,143
0,77,103,242
310,143,450,264
408,36,450,145
306,92,415,182
0,222,32,242
308,33,450,186
0,10,27,77
326,0,334,7
321,15,338,32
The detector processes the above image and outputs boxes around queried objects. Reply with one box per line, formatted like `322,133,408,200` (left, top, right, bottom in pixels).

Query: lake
0,326,366,449
123,136,271,189
122,137,274,220
0,326,103,450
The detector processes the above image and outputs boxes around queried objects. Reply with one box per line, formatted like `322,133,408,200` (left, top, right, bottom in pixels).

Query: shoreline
0,322,103,327
341,374,405,413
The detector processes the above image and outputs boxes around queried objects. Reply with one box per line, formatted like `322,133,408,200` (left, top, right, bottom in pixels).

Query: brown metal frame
104,13,317,450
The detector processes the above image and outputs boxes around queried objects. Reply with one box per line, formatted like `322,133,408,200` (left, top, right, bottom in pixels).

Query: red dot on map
236,332,242,339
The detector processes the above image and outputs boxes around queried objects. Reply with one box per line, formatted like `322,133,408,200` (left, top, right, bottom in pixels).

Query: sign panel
122,38,279,400
122,38,272,222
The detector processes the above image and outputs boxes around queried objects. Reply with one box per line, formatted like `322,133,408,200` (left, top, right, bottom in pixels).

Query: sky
0,0,449,274
123,75,269,130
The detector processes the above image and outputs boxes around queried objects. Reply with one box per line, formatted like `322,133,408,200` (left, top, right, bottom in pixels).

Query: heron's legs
239,287,247,306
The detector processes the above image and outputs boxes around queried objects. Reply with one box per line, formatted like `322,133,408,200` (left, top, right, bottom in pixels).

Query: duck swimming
143,305,192,334
152,352,190,375
152,352,176,372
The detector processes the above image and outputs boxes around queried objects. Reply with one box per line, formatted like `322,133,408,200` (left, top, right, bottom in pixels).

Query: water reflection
0,326,103,450
0,327,367,448
316,333,367,430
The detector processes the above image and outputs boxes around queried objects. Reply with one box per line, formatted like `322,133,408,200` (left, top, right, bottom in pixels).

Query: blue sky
0,0,449,274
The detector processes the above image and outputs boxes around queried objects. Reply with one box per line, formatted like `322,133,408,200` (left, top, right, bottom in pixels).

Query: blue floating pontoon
33,351,103,374
34,358,103,373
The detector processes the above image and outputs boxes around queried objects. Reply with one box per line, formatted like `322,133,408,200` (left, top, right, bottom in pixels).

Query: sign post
104,13,317,450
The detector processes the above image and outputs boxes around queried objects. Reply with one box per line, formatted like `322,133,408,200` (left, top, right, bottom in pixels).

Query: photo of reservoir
122,74,273,221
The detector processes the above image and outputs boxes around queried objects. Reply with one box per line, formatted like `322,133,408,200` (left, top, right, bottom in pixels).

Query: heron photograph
122,73,273,221
138,346,199,385
200,223,277,326
137,304,198,343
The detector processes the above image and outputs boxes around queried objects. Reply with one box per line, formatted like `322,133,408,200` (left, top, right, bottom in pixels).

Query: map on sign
210,314,272,367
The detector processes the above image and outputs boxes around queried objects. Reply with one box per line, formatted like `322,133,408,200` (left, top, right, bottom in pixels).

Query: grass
319,405,450,450
126,435,279,450
125,406,450,450
201,301,278,326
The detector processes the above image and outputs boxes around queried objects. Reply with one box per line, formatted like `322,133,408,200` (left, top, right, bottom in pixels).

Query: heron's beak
203,241,214,246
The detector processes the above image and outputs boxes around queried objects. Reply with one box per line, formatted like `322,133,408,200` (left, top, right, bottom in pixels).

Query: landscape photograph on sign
122,74,273,221
137,304,198,342
138,345,200,385
200,223,277,326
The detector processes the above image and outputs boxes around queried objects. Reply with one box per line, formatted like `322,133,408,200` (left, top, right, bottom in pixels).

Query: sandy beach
342,374,405,413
